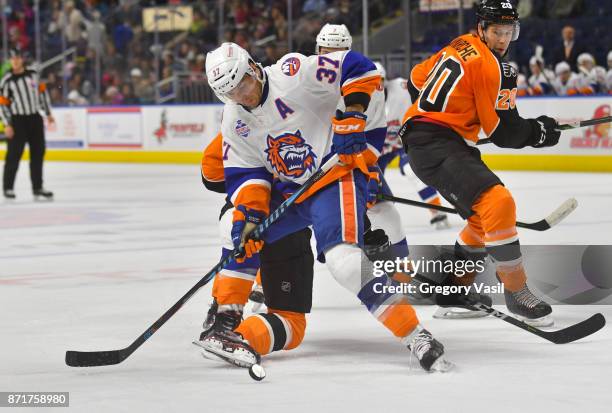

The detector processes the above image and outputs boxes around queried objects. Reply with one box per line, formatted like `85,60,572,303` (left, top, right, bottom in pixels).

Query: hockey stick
378,193,578,231
461,297,606,344
412,275,606,344
477,116,612,146
65,154,340,367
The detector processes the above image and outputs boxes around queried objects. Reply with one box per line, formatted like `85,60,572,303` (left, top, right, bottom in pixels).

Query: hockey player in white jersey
551,62,580,96
315,24,413,270
197,42,451,372
528,56,554,95
374,60,450,229
576,53,607,94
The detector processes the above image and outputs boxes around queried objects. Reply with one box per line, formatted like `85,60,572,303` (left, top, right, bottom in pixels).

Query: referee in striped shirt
0,47,55,200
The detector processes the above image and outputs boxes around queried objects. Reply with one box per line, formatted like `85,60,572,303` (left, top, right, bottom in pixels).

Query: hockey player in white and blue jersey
197,42,451,372
315,24,411,269
374,61,450,230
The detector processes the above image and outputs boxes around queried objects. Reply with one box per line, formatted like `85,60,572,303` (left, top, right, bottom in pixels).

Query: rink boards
0,96,610,171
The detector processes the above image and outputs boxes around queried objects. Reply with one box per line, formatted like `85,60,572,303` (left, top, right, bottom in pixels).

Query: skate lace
410,331,433,360
513,286,542,309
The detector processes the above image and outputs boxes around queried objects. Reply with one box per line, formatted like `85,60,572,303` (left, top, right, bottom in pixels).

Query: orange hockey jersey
403,34,539,148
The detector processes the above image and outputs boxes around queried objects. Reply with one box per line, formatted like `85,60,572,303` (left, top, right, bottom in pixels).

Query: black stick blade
543,313,606,344
66,350,126,367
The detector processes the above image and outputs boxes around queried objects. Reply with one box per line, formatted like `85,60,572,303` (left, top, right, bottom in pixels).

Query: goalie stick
477,116,612,145
378,193,578,231
65,154,341,367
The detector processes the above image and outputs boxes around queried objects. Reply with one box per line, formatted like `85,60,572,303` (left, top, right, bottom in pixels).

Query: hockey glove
232,205,266,263
331,110,367,164
366,166,382,208
531,115,561,148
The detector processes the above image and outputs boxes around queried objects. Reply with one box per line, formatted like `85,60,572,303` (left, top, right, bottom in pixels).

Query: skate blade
516,314,554,327
192,340,255,368
433,307,489,319
430,358,454,373
33,196,53,202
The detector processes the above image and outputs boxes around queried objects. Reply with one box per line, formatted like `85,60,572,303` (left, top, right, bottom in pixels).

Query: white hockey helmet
373,61,386,80
608,50,612,66
206,42,263,103
316,24,352,51
577,53,595,66
554,61,571,75
529,55,544,67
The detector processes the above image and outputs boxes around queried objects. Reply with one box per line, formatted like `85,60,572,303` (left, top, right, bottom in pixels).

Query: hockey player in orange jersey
400,0,561,326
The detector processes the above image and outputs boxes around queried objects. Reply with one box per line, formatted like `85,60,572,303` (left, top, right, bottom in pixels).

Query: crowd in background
0,0,609,106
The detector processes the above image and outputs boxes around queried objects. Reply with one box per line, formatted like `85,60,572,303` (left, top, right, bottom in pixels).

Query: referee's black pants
3,114,46,191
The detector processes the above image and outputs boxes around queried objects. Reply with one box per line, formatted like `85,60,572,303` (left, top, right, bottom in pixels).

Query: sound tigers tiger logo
265,130,317,178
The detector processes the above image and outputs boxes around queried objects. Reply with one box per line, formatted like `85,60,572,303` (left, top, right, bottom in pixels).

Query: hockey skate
504,285,553,327
248,284,265,313
194,310,260,368
404,327,453,372
430,212,450,230
3,189,16,200
33,188,54,201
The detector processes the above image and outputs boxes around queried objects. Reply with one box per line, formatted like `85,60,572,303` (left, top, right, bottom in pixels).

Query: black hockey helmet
476,0,520,41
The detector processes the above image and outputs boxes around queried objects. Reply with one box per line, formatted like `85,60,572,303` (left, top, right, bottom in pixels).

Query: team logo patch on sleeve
235,120,250,138
265,130,317,178
281,57,301,76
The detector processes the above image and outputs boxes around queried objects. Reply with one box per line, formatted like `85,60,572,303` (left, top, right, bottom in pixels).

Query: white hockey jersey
382,77,412,154
551,72,580,96
528,70,555,95
577,66,608,94
221,50,381,214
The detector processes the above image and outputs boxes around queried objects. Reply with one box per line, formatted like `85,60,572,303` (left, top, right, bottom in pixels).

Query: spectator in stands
67,89,88,106
85,10,106,56
260,43,278,67
576,53,608,94
113,19,134,55
553,25,585,72
121,84,140,105
271,5,288,42
59,0,85,45
104,85,123,105
551,62,579,96
528,56,555,95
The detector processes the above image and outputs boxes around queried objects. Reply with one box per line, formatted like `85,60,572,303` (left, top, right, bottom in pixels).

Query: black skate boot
403,327,453,372
202,299,219,332
199,307,242,339
194,309,260,368
33,188,54,201
4,189,16,200
504,285,553,327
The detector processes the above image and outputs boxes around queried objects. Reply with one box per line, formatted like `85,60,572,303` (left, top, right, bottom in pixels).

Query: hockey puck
249,364,266,381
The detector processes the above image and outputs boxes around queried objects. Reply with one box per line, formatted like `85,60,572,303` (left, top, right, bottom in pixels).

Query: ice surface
1,162,611,412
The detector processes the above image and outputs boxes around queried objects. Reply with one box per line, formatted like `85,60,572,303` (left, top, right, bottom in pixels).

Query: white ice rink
1,161,611,412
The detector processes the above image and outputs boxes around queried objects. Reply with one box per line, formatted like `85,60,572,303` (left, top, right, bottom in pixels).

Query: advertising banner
87,107,143,148
45,107,86,148
142,105,222,150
